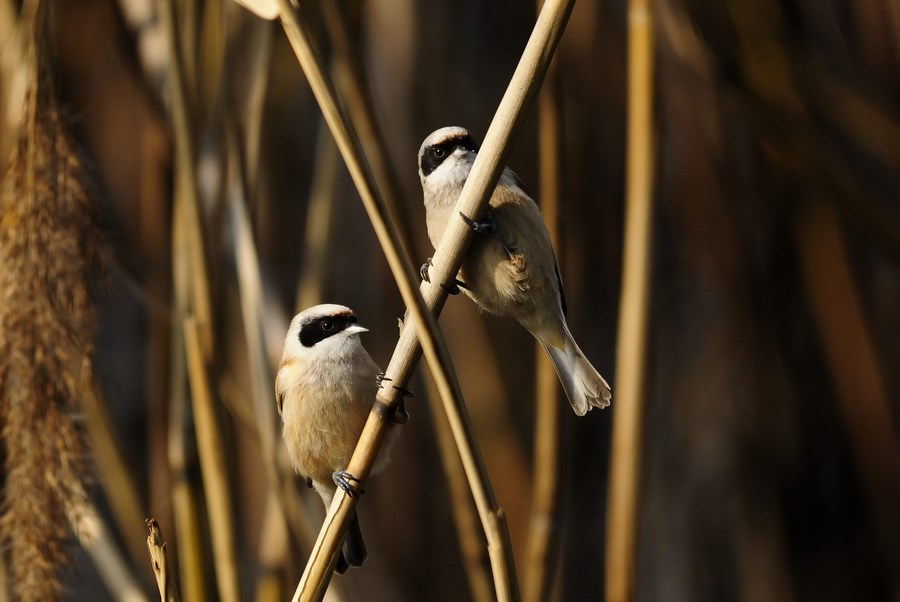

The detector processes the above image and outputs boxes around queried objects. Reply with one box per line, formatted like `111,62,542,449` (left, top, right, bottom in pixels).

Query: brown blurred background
1,0,899,600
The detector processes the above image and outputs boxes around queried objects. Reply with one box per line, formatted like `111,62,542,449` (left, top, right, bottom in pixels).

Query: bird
275,304,400,572
417,126,611,415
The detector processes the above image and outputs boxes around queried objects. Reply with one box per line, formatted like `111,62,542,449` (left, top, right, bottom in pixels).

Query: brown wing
275,369,285,416
554,258,568,317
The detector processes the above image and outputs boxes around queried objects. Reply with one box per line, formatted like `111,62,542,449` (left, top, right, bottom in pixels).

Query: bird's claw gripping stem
333,470,365,498
459,208,497,235
420,257,466,295
375,373,411,424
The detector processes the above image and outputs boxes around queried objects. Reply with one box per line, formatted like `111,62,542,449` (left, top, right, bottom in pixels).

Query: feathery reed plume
0,3,102,600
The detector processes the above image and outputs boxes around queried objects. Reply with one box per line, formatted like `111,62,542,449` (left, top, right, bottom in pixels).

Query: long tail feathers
321,489,367,573
342,510,367,568
542,328,611,415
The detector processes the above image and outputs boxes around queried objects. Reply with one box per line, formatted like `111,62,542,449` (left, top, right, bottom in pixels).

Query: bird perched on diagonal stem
276,304,405,572
418,126,611,415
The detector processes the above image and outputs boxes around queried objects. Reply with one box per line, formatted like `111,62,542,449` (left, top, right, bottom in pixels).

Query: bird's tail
335,510,367,573
542,325,611,415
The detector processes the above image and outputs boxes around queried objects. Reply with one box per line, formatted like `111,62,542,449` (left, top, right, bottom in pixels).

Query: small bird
417,126,611,415
276,304,400,572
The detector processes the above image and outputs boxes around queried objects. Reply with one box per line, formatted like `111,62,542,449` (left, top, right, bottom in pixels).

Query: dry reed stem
274,1,514,599
605,0,655,600
254,493,288,602
227,135,321,593
79,366,149,570
168,193,205,602
70,500,147,602
523,32,564,602
184,317,240,602
279,0,576,599
146,518,180,602
228,122,335,563
227,134,283,513
796,200,900,581
157,0,213,359
319,0,415,248
158,0,219,598
231,13,272,196
422,375,495,602
295,126,340,312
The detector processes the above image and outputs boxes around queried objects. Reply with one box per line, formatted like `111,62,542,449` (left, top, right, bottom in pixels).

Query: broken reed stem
605,0,655,600
523,30,564,602
145,518,181,602
278,0,576,599
183,317,240,602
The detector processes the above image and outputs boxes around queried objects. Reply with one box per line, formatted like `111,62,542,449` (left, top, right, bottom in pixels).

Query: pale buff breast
278,357,373,485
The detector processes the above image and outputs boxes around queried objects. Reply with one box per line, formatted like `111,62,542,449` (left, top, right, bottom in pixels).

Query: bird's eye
433,147,445,159
321,320,334,332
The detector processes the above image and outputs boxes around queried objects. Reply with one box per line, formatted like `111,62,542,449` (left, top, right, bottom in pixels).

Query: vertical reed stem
605,0,655,599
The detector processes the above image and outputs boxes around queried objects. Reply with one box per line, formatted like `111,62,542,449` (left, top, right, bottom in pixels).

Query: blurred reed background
0,0,899,600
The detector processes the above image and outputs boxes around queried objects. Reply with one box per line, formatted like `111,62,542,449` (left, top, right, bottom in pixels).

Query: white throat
422,152,473,210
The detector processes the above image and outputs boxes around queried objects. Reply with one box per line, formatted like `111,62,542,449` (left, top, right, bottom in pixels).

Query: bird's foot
459,208,497,235
460,209,516,258
375,373,412,423
422,257,465,295
333,471,365,498
441,280,461,295
420,258,433,283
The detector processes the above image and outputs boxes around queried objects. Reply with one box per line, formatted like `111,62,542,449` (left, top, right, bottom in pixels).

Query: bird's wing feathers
275,366,286,416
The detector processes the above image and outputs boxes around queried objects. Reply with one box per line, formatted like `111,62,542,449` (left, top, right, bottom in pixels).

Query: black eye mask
299,314,358,347
419,134,479,177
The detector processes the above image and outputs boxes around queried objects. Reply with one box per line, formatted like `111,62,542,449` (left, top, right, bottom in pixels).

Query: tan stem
184,317,240,602
605,0,655,600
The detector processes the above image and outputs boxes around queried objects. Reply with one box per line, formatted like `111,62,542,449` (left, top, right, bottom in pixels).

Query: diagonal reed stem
275,0,576,599
605,0,655,600
274,2,509,600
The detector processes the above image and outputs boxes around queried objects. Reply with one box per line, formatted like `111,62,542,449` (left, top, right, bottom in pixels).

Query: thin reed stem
167,184,205,602
183,317,240,602
422,375,495,602
79,369,149,571
158,0,220,597
605,0,655,599
524,30,564,602
70,501,147,602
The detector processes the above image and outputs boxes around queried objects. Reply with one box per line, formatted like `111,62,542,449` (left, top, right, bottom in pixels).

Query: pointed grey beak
345,324,369,336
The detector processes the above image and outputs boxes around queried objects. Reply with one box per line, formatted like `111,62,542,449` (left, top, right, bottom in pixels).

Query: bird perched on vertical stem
418,126,611,415
276,304,402,572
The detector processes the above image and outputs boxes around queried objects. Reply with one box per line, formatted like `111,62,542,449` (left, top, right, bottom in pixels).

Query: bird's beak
345,324,369,336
